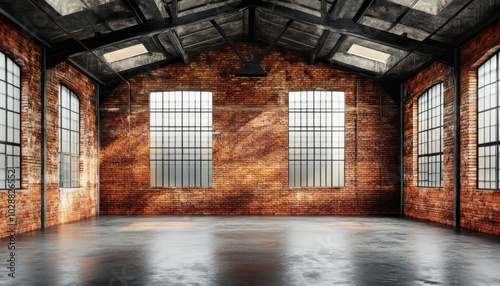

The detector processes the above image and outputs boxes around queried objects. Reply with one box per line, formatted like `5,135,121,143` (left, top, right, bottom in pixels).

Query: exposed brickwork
0,18,98,237
100,44,401,215
459,20,500,236
403,61,455,226
404,20,500,236
45,62,98,227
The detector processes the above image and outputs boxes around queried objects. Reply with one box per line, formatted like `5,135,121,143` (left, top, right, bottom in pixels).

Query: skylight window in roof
388,0,453,15
45,0,113,16
103,44,149,63
347,44,391,63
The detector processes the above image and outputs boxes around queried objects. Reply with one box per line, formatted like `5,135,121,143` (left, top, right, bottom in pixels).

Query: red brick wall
459,20,500,235
0,16,43,237
404,20,500,236
0,17,98,237
45,62,98,227
403,61,455,226
100,44,401,215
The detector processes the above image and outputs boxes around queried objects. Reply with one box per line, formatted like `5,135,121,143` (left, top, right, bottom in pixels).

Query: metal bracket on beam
166,30,189,64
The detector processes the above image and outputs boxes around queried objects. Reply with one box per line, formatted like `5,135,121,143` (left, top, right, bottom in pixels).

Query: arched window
59,85,80,188
478,51,500,189
0,52,21,189
418,83,443,188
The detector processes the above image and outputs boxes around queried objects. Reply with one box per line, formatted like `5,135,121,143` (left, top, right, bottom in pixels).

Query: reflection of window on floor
0,52,21,189
417,83,443,188
150,91,212,187
289,91,345,187
478,52,500,189
59,85,80,188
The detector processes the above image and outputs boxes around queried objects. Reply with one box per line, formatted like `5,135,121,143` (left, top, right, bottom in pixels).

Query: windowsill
58,187,84,193
148,186,213,190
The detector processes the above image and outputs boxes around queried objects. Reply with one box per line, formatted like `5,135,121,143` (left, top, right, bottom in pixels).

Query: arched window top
59,85,80,188
0,51,21,88
417,83,444,188
477,51,500,189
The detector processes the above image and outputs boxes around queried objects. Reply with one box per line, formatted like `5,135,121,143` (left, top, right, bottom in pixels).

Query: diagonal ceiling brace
210,20,248,63
256,19,294,64
211,17,294,76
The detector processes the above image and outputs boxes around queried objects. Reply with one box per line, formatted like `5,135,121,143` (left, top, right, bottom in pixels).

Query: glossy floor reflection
2,216,500,285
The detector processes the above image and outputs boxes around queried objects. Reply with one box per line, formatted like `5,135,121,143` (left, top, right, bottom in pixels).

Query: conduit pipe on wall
453,47,461,231
41,47,47,230
379,91,383,214
355,80,359,210
27,0,133,217
400,83,405,218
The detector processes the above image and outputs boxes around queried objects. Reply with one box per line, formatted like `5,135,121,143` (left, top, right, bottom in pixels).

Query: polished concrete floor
2,216,500,286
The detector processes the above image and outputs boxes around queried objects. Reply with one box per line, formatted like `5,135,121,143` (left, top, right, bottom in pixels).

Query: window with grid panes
289,91,345,187
150,91,212,187
478,52,500,189
59,85,80,188
417,83,443,188
0,52,21,189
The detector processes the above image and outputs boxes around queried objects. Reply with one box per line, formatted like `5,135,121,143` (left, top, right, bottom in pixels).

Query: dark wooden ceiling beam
311,0,334,63
124,0,147,24
166,30,189,64
211,19,247,63
325,0,375,62
170,0,178,25
255,1,450,62
47,0,251,67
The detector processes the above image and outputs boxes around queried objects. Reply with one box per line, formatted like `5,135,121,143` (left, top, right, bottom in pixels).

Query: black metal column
400,82,405,218
96,84,100,216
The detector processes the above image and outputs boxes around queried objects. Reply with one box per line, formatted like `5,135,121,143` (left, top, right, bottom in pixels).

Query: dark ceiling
0,0,499,102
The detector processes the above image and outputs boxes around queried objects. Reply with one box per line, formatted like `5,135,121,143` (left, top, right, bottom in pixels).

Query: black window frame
149,91,213,187
0,51,21,190
59,85,80,188
288,90,345,188
417,83,444,188
477,51,500,189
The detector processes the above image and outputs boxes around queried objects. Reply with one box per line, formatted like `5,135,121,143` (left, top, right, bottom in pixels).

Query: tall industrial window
417,83,443,188
289,91,345,187
59,85,80,188
0,52,21,189
150,91,212,187
478,52,500,189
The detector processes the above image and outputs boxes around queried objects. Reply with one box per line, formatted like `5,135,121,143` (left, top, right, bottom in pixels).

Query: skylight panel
347,44,391,63
45,0,114,16
103,44,149,63
388,0,453,15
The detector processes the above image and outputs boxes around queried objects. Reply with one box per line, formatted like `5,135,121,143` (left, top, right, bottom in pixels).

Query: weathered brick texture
100,44,401,215
404,20,500,236
0,17,98,237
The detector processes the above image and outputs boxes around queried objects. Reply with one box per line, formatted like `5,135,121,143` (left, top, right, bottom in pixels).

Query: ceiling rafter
310,0,339,63
254,0,452,65
123,0,147,24
46,0,454,69
46,0,252,67
166,29,189,64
